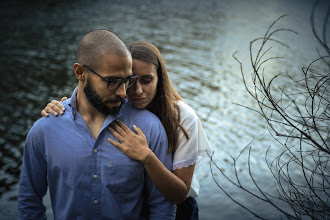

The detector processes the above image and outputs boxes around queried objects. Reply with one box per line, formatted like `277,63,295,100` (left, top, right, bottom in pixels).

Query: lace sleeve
172,101,211,170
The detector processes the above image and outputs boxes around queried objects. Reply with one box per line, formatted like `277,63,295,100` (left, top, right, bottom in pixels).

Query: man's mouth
106,98,124,106
110,101,121,106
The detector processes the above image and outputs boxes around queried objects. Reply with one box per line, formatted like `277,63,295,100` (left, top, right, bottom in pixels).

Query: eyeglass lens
107,76,137,91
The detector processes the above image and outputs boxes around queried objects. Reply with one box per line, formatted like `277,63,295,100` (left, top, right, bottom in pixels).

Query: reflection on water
0,0,328,219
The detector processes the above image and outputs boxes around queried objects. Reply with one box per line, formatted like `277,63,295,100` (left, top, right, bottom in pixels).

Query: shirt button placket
91,145,101,213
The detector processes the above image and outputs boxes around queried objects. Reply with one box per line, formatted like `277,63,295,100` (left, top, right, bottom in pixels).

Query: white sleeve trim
173,155,198,170
172,149,213,170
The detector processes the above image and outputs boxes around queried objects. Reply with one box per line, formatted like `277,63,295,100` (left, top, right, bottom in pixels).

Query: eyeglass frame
82,64,138,91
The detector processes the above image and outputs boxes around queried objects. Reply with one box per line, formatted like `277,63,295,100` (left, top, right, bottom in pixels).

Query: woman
41,41,211,220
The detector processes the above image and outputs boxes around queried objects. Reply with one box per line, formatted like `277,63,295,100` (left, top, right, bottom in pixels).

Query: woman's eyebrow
140,75,153,78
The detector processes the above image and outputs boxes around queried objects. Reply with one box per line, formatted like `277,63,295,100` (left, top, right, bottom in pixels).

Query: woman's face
126,59,159,109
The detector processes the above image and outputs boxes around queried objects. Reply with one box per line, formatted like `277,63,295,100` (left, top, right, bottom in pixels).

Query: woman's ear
73,63,85,81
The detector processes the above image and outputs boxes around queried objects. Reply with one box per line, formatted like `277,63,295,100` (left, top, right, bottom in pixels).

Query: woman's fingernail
46,113,49,117
60,111,63,115
54,112,58,116
62,108,65,111
133,125,136,128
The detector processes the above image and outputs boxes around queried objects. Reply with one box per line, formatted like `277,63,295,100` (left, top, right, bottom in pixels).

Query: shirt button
93,148,98,153
94,200,98,205
93,174,98,179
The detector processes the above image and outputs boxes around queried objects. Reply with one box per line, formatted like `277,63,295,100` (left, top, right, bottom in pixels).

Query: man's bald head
77,29,130,69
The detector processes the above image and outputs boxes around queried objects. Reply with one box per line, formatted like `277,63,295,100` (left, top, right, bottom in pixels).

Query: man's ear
73,63,85,81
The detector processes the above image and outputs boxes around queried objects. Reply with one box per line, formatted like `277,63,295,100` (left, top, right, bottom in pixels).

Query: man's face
84,77,124,115
83,54,133,115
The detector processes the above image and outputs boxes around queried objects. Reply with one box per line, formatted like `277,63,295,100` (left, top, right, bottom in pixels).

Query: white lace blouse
173,101,211,198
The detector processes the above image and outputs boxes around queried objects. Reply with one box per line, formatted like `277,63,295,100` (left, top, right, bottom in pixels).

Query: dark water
0,0,329,219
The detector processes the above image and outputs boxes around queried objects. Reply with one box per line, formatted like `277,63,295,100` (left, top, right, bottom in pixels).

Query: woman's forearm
143,152,194,204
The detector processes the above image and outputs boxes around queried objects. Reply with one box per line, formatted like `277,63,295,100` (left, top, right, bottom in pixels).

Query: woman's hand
109,120,193,204
41,97,67,117
108,120,151,162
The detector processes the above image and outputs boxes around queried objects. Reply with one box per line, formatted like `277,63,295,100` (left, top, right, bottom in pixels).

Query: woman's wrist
142,150,153,165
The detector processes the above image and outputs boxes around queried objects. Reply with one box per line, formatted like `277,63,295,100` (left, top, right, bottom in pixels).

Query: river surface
0,0,328,219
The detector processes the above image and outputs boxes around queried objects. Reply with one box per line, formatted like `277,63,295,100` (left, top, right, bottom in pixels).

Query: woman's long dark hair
127,41,189,153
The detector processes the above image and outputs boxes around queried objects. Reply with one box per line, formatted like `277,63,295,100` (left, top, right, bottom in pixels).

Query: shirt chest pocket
103,160,144,194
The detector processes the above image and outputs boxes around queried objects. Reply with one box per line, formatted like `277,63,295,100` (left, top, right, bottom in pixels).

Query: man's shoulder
29,102,73,134
121,103,165,138
124,102,160,123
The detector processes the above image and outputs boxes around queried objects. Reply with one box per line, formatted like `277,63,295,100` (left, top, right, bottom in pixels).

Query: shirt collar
69,86,79,119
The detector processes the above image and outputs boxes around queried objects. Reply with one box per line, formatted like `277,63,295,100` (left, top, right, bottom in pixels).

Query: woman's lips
132,98,146,103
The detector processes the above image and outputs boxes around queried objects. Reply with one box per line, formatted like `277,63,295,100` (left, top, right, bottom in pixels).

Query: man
18,29,176,219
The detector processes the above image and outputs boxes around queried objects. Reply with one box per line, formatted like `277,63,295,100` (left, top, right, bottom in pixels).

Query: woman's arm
144,153,195,204
40,97,67,117
108,120,194,204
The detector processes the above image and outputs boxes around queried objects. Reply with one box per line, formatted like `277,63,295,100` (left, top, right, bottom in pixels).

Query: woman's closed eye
140,77,153,85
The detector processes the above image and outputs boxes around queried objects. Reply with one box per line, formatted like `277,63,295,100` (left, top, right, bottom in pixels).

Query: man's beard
84,78,124,115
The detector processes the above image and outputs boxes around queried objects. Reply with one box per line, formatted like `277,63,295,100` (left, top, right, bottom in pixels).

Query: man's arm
18,124,48,220
143,121,176,219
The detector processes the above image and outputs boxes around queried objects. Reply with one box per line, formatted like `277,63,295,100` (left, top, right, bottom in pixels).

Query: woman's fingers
107,137,122,148
115,120,131,133
41,100,66,117
41,104,59,117
50,100,65,114
41,109,49,117
111,120,133,137
132,125,145,138
108,127,124,142
60,97,68,103
111,122,126,137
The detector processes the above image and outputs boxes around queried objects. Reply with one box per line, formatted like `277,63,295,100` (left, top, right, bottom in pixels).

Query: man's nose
114,82,127,97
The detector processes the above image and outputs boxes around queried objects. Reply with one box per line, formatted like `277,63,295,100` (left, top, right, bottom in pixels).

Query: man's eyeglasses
82,64,138,91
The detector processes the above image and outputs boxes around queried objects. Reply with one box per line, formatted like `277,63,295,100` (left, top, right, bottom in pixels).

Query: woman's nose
134,81,143,95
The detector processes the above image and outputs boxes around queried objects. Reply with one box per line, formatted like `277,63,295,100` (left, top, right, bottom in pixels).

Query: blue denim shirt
18,87,176,220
